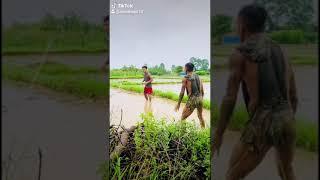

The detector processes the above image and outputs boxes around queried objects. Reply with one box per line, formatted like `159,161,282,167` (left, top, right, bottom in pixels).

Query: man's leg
274,143,296,180
181,106,195,120
196,106,205,128
225,141,271,180
148,94,152,102
144,93,148,101
273,109,296,180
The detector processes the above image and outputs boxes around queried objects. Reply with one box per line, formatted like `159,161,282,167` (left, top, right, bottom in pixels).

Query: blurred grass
212,44,318,66
2,14,107,55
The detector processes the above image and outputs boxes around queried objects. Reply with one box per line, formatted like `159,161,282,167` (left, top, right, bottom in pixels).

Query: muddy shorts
186,95,203,110
240,104,296,153
144,87,153,94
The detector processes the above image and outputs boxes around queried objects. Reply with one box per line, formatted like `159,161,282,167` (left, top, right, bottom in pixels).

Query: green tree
255,0,314,31
171,65,176,72
212,14,233,44
160,63,165,71
173,66,183,74
189,57,209,71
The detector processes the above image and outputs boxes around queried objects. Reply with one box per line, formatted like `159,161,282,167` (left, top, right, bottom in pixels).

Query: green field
2,15,107,55
212,44,318,67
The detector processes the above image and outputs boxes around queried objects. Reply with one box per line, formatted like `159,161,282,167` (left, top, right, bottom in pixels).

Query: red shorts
144,87,153,94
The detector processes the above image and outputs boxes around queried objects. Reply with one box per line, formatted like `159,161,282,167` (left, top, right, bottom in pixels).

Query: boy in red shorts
142,66,153,103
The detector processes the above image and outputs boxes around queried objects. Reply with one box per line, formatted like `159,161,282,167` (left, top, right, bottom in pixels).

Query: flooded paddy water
3,53,317,123
2,82,106,180
110,88,210,128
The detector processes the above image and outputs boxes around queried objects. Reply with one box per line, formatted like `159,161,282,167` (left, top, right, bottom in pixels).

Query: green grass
212,44,318,66
2,63,107,99
111,82,210,110
105,114,210,179
2,20,107,55
110,74,211,82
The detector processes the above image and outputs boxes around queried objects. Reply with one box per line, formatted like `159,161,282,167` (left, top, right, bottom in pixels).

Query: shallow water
110,88,210,128
2,82,106,180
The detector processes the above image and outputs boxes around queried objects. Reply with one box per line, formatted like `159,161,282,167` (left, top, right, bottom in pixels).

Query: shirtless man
142,65,153,102
175,63,206,128
212,4,298,180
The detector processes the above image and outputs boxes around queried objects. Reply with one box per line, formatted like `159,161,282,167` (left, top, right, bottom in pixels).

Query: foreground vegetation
103,114,210,179
2,62,318,152
2,14,107,55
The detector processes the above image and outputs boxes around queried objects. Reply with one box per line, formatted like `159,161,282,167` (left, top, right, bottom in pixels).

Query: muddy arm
201,79,204,97
288,65,298,114
178,78,187,105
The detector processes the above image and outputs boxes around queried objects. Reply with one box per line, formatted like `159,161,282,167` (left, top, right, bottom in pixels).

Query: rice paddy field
2,59,318,152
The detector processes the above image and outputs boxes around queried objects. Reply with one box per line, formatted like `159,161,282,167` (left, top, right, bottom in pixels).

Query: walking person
212,4,298,180
175,63,206,128
142,65,153,112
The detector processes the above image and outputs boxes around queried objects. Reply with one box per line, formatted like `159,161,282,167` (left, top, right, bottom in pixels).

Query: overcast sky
110,0,210,69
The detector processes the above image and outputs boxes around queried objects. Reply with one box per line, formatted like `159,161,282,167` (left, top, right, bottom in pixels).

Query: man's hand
174,104,180,112
212,132,223,157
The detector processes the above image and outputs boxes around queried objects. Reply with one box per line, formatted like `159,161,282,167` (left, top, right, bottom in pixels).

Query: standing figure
142,66,153,113
175,63,206,128
212,4,298,180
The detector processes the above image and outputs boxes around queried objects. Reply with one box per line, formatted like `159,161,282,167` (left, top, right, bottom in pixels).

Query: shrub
107,114,210,179
270,30,305,44
196,70,209,76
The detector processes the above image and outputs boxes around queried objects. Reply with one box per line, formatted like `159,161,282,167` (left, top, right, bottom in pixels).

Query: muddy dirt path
110,88,211,128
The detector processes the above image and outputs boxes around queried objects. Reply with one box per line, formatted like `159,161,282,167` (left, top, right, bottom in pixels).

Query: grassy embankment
99,114,210,179
212,44,318,68
2,62,318,152
2,15,107,55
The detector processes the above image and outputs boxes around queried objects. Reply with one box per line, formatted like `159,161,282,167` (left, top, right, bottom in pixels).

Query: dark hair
238,4,268,33
142,65,148,69
185,63,194,72
104,15,109,23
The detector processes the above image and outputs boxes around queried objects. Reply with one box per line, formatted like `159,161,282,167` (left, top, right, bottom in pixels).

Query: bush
304,32,318,43
270,30,305,44
196,70,209,76
107,114,210,179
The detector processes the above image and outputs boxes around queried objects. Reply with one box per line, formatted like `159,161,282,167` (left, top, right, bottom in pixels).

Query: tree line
212,0,317,44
